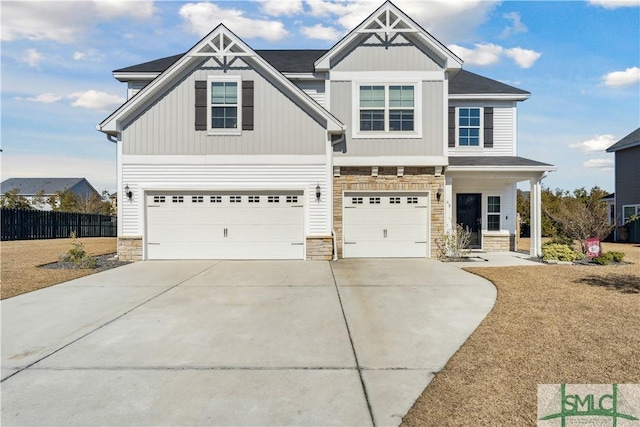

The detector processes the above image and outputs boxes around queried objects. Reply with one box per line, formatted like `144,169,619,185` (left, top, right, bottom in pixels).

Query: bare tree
544,188,614,254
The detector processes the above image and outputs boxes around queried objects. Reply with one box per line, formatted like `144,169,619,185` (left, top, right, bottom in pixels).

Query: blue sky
1,0,638,194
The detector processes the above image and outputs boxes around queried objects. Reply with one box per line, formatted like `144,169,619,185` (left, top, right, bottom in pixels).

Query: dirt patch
1,238,117,300
402,242,640,427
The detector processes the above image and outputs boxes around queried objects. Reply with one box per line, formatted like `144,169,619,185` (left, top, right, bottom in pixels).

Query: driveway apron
1,259,495,426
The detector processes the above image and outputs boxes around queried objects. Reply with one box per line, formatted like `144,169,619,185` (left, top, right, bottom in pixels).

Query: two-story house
98,1,555,261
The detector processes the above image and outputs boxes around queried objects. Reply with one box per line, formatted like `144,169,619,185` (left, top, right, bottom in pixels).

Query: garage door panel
146,192,304,260
343,192,429,258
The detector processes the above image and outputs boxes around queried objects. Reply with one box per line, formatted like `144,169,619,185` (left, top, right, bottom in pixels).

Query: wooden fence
1,209,116,241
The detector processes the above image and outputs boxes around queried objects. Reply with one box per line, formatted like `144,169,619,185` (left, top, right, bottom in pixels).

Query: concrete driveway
1,259,495,426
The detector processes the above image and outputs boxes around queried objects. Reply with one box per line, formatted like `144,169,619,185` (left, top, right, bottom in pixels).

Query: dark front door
456,193,482,248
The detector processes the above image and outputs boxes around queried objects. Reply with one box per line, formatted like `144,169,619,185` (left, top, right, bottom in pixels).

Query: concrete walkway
1,259,496,426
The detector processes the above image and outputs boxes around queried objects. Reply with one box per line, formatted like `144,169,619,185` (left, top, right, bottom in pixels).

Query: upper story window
207,76,241,134
458,108,481,146
354,82,421,138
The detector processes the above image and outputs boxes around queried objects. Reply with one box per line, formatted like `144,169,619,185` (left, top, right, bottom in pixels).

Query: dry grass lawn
402,242,640,426
1,238,116,300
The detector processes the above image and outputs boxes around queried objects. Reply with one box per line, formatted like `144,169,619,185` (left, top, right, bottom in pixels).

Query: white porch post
529,175,543,257
445,176,453,234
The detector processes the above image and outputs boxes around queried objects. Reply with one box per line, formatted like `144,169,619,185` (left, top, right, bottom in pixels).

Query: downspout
332,229,338,261
106,134,118,143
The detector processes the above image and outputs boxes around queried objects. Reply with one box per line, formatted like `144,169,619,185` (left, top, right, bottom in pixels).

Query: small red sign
586,238,601,258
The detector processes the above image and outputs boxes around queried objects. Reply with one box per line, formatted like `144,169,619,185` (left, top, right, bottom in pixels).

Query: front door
456,193,481,248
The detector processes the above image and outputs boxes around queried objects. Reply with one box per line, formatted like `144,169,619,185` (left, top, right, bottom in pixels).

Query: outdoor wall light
436,187,443,202
315,184,321,201
124,184,133,200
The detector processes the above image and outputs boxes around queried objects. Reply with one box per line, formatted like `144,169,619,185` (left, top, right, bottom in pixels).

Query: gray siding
122,57,327,155
447,101,515,156
331,33,443,72
330,80,444,157
616,146,640,221
293,80,326,107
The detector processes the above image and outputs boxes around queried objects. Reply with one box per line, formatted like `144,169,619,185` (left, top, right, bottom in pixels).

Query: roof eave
449,93,530,101
448,165,556,172
606,140,640,152
113,72,160,82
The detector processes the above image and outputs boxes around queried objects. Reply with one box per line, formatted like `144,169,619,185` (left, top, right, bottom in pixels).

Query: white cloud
305,0,500,44
93,0,155,20
21,48,44,67
16,93,64,104
500,12,528,38
179,2,288,42
570,134,617,153
72,49,104,62
504,47,541,68
300,24,343,41
449,43,503,67
449,43,541,68
258,0,303,16
588,0,640,9
68,90,126,111
602,67,640,87
1,1,155,43
583,158,614,169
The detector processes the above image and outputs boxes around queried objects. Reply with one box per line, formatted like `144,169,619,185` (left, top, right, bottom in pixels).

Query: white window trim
486,195,501,232
456,106,484,148
207,75,242,136
622,204,640,223
351,80,422,139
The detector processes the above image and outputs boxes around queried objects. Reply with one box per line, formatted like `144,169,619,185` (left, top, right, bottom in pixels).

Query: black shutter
195,80,207,131
242,80,254,131
484,107,494,148
448,107,456,147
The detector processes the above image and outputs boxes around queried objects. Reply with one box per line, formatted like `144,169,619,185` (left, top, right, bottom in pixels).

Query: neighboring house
109,191,118,215
606,127,640,241
98,1,555,261
0,178,101,211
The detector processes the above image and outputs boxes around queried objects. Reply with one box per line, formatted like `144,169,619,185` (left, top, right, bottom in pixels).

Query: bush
60,232,98,269
547,236,574,247
542,243,582,262
592,252,614,265
609,251,625,263
436,224,472,259
592,251,625,265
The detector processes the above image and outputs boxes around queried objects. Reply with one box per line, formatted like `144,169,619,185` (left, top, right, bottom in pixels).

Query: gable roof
100,25,345,135
0,178,98,196
606,127,640,152
314,1,462,72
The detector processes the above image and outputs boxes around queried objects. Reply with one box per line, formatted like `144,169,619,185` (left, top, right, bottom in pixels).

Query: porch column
529,175,543,257
444,176,453,233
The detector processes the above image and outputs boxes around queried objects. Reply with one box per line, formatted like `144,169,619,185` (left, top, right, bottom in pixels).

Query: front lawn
402,242,640,426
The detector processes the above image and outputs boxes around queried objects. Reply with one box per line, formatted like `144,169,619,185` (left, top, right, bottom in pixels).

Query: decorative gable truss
98,25,344,137
315,1,462,72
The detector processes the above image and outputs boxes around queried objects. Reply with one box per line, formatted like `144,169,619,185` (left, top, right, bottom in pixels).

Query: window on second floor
458,108,481,146
355,83,420,138
206,76,242,134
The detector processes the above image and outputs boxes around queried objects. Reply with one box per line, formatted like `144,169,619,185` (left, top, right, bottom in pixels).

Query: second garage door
343,192,429,258
146,191,304,260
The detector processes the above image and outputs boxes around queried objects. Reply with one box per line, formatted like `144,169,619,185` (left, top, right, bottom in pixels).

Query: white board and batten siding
120,162,331,254
448,102,517,157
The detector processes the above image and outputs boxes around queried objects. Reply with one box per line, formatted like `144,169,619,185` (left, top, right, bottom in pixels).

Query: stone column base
118,236,143,261
306,236,333,260
482,234,516,252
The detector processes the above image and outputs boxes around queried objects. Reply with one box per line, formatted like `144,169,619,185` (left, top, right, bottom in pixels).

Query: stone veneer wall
482,234,515,252
333,167,445,258
306,236,333,260
118,236,143,261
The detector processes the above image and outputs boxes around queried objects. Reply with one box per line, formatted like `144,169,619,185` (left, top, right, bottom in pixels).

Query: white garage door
146,191,304,260
343,192,429,258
